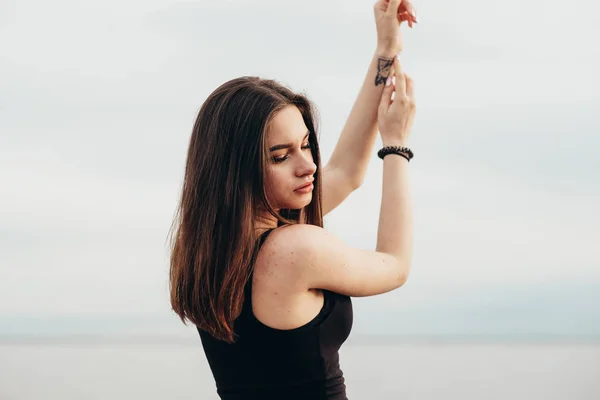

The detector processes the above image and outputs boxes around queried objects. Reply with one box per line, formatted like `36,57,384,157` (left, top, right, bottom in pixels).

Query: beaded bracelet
382,152,410,162
377,146,414,161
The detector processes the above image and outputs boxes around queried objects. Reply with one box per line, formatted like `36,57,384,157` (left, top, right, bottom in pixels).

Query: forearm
376,145,413,275
327,48,398,188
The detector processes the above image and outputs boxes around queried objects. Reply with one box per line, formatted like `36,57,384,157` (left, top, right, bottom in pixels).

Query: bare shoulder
261,224,343,267
263,223,326,252
255,224,315,276
262,224,409,297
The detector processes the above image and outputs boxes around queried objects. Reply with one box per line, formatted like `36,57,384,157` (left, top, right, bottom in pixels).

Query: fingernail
385,77,392,86
392,76,396,86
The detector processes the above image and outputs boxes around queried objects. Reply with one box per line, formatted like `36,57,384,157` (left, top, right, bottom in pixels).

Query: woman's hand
374,0,417,57
378,57,416,145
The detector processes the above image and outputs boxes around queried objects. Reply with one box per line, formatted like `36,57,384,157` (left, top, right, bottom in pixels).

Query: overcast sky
1,0,598,337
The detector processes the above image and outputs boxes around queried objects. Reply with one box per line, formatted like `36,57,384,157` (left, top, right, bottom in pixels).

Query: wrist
381,137,408,147
375,46,398,59
378,143,414,161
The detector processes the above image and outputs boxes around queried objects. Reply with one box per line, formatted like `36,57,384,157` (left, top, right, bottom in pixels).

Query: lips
294,179,314,191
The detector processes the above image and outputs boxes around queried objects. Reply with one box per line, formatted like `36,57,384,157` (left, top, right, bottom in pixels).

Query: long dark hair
169,77,324,343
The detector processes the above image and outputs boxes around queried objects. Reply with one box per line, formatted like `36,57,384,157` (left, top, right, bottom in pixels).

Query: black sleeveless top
198,229,354,399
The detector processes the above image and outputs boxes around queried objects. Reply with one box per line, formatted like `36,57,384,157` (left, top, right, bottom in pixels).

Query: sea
1,337,599,399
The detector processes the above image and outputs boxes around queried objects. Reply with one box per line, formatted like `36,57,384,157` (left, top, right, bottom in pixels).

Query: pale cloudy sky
1,0,598,337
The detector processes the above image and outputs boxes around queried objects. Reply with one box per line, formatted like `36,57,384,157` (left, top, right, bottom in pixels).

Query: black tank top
198,228,353,400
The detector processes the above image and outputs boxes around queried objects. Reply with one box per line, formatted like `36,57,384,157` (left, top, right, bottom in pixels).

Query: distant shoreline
2,334,600,347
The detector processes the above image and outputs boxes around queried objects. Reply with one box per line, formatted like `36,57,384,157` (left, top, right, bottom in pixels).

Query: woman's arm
326,50,397,189
325,0,416,189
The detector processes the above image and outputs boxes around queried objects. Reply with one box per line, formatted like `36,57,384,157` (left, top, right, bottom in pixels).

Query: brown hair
169,77,323,343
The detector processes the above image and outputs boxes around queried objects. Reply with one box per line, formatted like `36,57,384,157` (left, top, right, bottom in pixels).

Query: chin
298,197,313,208
280,197,312,210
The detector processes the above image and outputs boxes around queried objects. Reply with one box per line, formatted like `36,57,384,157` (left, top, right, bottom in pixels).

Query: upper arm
320,164,357,216
270,224,409,297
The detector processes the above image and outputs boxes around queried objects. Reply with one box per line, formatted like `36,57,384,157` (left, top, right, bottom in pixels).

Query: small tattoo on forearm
375,57,394,86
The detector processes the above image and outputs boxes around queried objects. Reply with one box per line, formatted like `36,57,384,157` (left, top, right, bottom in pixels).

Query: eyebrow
269,132,310,152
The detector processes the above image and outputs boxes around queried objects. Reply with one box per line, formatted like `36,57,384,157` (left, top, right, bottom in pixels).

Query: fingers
393,57,414,103
405,74,414,99
398,11,412,27
378,73,396,113
393,57,406,96
381,0,417,23
398,1,417,27
403,1,418,22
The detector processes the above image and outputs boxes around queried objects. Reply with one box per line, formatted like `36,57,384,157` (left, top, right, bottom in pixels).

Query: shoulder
251,224,321,293
258,223,344,279
255,224,324,275
262,223,327,257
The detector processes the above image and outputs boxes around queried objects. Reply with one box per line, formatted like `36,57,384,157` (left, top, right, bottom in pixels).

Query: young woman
169,1,417,398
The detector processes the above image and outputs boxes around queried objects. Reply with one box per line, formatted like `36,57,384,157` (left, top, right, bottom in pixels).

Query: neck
254,208,278,237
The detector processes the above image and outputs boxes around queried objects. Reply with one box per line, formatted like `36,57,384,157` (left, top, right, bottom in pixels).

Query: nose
296,151,317,177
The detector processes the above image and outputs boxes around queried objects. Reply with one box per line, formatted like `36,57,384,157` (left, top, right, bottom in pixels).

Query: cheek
264,169,288,198
270,169,289,188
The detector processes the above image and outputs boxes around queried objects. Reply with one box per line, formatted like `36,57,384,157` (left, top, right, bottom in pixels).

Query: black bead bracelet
377,146,414,161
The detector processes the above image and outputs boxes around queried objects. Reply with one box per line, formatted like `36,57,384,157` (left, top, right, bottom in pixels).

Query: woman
169,0,417,398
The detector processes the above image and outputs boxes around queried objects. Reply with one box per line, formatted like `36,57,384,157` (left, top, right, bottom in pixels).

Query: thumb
379,75,395,113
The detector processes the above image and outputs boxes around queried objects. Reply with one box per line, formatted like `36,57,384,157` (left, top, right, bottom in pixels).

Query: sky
1,0,598,338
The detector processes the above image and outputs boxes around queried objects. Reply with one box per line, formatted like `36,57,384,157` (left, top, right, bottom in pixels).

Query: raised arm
324,0,416,190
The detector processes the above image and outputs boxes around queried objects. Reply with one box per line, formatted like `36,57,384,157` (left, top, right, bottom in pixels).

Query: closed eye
272,143,312,163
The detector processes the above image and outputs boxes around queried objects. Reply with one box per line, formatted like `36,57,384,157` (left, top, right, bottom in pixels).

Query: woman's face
263,105,317,211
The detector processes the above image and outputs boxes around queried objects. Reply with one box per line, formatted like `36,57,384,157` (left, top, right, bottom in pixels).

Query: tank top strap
243,228,275,299
258,228,274,246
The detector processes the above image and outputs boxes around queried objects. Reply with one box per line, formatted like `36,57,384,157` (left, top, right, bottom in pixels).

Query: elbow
349,176,363,191
396,263,411,288
396,272,409,289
